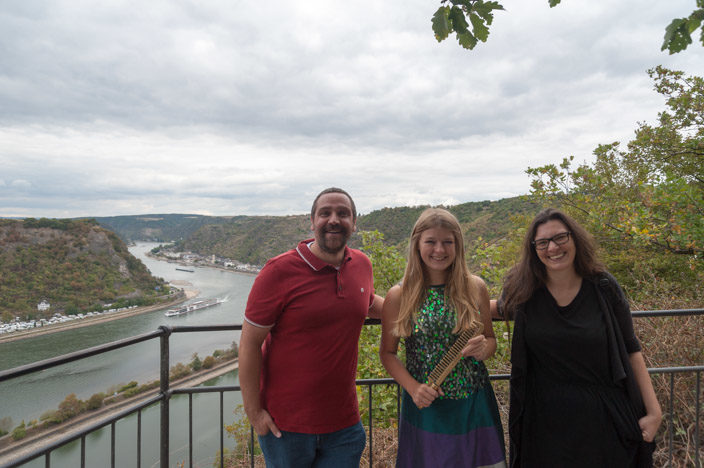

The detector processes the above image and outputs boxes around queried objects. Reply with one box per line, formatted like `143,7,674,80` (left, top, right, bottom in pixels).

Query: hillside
177,215,311,266
357,196,538,247
89,214,236,242
162,196,540,266
0,218,169,321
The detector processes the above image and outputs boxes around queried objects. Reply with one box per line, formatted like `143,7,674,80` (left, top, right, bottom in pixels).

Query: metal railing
0,310,702,468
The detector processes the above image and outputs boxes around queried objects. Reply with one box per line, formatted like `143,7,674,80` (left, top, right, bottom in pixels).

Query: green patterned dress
396,285,506,468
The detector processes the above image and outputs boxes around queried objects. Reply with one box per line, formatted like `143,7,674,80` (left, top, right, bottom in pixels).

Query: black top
525,281,614,387
511,277,647,467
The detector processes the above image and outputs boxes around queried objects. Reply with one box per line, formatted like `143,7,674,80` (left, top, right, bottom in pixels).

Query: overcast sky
1,0,703,218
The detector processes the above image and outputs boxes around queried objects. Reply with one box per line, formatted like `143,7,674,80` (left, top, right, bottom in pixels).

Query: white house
37,300,50,311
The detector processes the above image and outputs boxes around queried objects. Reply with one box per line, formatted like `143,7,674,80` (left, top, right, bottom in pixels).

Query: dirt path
0,359,239,466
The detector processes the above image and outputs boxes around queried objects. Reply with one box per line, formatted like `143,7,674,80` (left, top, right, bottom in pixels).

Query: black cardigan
505,273,655,467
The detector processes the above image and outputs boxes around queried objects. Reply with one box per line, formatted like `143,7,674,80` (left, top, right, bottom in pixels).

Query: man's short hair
311,187,357,221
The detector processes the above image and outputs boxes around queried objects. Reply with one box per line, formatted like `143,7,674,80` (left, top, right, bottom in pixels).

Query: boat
164,298,223,317
176,267,195,272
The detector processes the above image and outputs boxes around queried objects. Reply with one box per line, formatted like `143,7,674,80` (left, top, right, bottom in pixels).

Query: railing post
669,373,674,466
220,391,225,468
250,425,255,468
397,384,401,439
696,370,701,468
368,385,373,468
159,325,172,468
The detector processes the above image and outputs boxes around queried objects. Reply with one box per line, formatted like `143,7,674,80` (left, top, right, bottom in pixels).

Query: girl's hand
461,334,489,361
411,383,443,409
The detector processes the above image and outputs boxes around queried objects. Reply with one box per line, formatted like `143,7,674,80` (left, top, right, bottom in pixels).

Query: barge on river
165,298,223,317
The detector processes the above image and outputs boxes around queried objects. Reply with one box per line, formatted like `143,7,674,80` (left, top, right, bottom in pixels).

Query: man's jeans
258,421,366,468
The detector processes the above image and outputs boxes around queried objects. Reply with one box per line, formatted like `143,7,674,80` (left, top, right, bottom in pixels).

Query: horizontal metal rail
631,308,704,318
1,310,702,468
0,329,163,382
4,394,163,468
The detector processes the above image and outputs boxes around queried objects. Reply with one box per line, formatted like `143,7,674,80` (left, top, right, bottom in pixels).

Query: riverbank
0,358,239,466
146,251,260,276
0,247,257,345
0,286,199,344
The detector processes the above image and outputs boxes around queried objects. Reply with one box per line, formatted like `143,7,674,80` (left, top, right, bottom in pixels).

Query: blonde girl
380,208,506,467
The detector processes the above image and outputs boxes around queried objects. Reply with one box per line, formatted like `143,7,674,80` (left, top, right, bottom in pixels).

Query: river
0,242,256,467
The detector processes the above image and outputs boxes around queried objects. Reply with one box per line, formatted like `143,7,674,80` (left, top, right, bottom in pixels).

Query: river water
0,242,256,467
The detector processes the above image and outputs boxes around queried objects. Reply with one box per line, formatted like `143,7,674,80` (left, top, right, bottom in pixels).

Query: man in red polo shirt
240,187,383,467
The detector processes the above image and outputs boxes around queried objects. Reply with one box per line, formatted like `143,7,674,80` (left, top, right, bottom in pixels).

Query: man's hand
250,408,282,438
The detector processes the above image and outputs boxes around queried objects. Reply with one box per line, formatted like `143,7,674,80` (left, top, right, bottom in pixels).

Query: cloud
0,0,703,218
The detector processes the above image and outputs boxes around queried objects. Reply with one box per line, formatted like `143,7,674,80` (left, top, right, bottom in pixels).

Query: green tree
528,67,703,269
356,231,406,426
432,0,504,50
190,353,203,371
526,67,704,308
360,231,405,295
434,1,704,54
661,2,704,54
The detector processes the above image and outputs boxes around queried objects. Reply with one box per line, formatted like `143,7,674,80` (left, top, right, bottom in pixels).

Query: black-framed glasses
532,232,572,250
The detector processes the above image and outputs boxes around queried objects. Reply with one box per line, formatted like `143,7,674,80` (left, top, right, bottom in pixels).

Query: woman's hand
411,383,443,409
639,413,662,442
461,334,489,361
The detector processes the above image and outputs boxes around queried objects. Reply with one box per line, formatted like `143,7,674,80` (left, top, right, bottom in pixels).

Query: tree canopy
433,0,704,54
527,66,703,269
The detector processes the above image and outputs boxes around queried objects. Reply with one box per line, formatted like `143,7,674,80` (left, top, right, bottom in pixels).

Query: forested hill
89,214,237,242
356,196,537,247
0,218,168,320
156,196,539,266
177,215,311,266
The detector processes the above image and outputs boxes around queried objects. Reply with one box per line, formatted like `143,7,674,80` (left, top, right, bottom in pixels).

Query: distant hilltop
0,218,171,321
89,196,539,267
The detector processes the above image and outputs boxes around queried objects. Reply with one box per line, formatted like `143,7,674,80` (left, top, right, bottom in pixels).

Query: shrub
58,393,85,421
86,393,105,410
169,362,190,381
203,355,216,369
142,380,160,391
11,421,26,441
39,410,62,426
118,381,138,393
122,387,141,398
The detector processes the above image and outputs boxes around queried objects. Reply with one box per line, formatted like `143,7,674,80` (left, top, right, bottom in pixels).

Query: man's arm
489,299,502,320
239,321,281,437
367,294,384,319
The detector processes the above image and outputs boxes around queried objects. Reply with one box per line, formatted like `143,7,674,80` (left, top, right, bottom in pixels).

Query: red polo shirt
244,239,375,433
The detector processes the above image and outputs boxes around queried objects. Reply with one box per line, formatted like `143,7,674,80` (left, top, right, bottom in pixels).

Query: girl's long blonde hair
395,208,480,337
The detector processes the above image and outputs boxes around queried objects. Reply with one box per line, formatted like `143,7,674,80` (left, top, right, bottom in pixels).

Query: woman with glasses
495,208,661,467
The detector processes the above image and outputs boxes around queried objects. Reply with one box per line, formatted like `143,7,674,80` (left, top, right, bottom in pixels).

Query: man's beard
316,226,350,254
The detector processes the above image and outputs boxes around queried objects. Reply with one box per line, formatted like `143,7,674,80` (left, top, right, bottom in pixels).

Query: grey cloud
1,0,704,218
